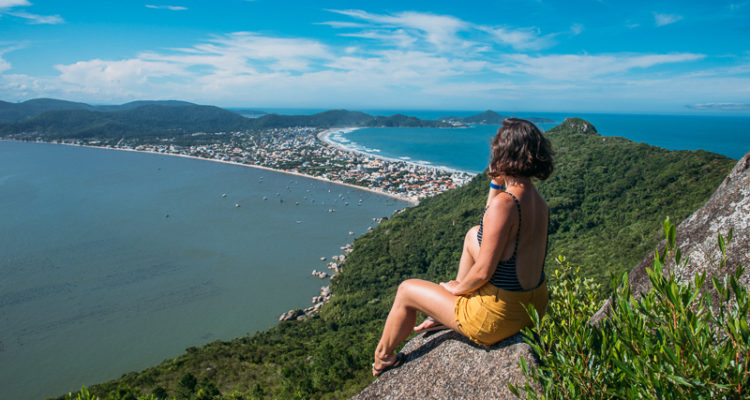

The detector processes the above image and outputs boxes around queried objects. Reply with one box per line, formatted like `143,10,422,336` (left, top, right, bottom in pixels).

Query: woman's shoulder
486,192,519,216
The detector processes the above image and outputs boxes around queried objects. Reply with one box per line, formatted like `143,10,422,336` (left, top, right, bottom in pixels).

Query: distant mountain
369,113,447,127
439,110,556,125
229,108,268,117
0,98,94,122
3,99,555,139
461,110,508,124
0,104,251,138
94,100,198,112
250,110,450,129
0,98,201,123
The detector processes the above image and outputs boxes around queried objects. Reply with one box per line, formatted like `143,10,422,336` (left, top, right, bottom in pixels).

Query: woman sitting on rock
372,118,554,376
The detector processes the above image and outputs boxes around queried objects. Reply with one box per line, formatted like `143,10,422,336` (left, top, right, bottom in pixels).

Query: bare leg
414,226,480,332
374,279,460,375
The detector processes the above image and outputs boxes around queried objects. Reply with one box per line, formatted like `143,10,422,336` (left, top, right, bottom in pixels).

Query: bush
512,219,749,399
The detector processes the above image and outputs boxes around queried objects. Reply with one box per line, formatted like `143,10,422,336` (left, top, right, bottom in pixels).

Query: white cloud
0,55,10,73
145,5,187,11
0,0,29,8
0,1,63,24
340,29,417,48
327,9,472,52
687,102,750,111
497,53,704,81
55,58,185,94
6,10,62,24
484,26,556,51
570,23,584,35
654,13,683,27
728,1,749,12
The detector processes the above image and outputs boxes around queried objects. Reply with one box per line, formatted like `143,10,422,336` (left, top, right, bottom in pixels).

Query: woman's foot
413,317,448,333
372,352,404,377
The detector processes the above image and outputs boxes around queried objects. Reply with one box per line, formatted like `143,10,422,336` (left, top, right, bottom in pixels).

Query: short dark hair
488,118,554,180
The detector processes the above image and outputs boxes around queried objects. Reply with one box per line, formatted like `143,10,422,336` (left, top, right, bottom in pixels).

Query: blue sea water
328,113,750,173
0,141,408,400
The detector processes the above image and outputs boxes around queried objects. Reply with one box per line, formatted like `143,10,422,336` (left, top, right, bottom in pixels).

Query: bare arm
442,194,514,295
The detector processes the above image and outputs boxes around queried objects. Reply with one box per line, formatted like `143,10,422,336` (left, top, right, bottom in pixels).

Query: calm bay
0,141,409,399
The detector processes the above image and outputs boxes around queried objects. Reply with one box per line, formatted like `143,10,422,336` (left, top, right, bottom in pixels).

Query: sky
0,0,749,113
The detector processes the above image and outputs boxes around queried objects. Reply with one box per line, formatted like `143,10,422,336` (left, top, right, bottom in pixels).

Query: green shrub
511,219,749,399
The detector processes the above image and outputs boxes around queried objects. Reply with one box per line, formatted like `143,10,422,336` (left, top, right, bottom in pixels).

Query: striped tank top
477,191,546,291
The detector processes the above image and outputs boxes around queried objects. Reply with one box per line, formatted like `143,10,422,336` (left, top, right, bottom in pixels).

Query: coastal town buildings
39,127,474,202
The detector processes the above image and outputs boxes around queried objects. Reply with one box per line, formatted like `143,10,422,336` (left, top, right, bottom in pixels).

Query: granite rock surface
591,152,750,324
352,330,537,400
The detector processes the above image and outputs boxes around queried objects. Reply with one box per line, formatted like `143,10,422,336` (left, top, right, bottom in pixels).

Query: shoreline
1,138,419,205
317,127,473,175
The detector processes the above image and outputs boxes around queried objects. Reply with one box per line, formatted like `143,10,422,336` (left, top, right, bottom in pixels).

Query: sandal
372,352,404,377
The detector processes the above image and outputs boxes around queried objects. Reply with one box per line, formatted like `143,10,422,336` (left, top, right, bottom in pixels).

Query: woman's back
502,185,548,291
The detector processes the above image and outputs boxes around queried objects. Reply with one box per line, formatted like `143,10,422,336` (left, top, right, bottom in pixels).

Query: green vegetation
540,118,732,285
55,119,734,400
512,220,749,399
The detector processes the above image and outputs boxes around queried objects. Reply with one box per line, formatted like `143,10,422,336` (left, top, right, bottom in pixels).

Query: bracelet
489,182,503,190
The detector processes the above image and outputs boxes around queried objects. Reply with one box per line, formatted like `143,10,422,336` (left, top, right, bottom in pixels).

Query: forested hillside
62,118,734,400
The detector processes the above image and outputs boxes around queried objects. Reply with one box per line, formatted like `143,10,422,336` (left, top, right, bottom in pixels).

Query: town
43,127,475,202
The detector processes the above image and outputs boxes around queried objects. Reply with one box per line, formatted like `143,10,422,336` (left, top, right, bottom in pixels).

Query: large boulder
592,152,750,323
352,330,538,400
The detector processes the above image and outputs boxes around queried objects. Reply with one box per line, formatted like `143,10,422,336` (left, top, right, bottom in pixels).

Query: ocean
0,141,408,399
323,113,750,173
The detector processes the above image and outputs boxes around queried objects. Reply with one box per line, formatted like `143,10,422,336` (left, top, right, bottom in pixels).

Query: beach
317,127,472,175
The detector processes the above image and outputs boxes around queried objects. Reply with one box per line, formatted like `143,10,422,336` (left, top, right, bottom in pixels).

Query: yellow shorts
454,281,548,347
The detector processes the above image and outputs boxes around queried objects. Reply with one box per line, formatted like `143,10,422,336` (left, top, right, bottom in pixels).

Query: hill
439,110,556,125
0,98,94,122
0,104,252,138
65,118,734,400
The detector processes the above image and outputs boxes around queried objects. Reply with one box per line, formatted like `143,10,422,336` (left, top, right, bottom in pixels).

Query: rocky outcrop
352,330,538,400
591,152,750,324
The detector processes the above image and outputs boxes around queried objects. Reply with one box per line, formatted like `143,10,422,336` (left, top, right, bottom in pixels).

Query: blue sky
1,0,749,113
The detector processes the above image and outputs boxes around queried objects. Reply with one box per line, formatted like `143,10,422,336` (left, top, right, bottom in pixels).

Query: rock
278,309,304,321
591,152,750,324
352,331,538,400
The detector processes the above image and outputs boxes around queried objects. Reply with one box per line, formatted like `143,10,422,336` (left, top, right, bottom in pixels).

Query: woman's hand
439,280,462,295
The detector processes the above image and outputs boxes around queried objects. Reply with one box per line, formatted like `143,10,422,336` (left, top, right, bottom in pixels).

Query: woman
372,118,554,376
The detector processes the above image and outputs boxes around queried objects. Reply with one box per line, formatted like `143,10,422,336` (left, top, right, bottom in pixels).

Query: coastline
317,127,473,175
1,138,419,205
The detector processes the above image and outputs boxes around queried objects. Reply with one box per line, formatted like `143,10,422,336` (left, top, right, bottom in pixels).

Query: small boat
221,193,227,198
235,203,240,208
